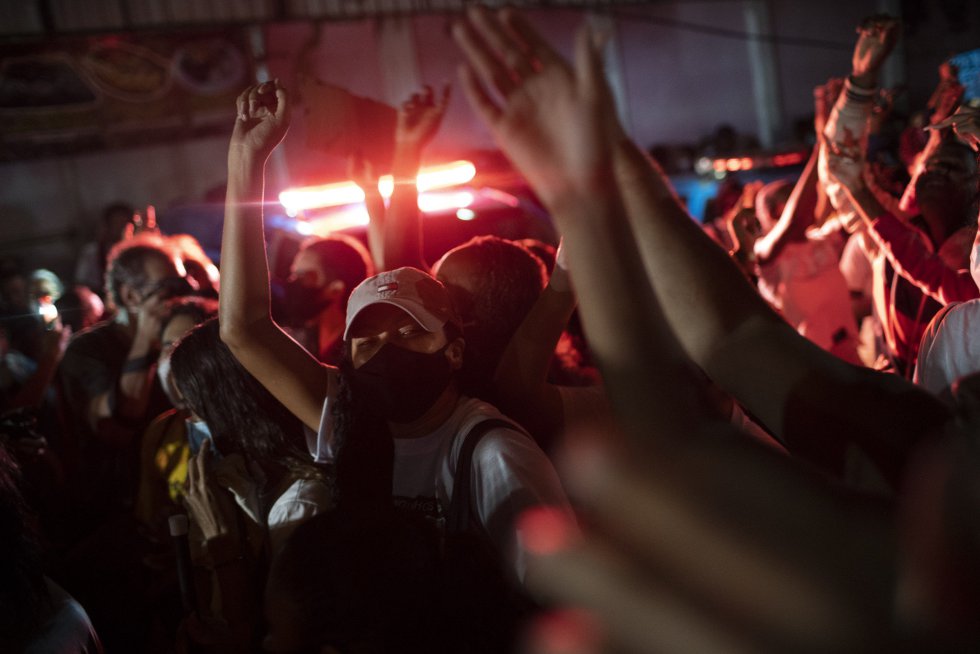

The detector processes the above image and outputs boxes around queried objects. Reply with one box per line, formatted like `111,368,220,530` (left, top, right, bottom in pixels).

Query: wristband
844,77,877,103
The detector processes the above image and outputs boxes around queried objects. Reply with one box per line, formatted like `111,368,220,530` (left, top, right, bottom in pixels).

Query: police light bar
278,160,476,215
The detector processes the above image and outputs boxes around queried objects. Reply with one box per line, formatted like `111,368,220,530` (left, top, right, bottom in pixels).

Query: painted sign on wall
0,30,253,160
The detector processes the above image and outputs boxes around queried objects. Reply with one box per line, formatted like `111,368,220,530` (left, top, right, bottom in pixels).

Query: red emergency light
278,160,477,215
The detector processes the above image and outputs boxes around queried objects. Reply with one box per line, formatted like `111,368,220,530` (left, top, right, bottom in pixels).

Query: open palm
453,8,620,211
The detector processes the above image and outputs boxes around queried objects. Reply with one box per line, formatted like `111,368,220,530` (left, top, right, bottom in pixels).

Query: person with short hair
74,202,135,297
431,235,548,398
58,235,193,516
280,234,374,365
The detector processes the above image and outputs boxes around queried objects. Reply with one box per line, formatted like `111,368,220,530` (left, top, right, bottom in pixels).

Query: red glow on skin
527,609,603,653
518,506,576,556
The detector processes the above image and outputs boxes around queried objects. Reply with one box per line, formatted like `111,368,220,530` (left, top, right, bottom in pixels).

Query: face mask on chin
349,342,454,423
282,278,332,327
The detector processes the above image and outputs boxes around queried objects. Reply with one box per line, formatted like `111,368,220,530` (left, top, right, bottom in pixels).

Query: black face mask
349,342,453,423
282,279,332,327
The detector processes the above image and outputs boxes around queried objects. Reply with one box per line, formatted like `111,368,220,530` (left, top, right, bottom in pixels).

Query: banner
0,30,253,159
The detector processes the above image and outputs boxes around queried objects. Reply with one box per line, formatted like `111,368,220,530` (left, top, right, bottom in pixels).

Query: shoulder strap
446,418,513,534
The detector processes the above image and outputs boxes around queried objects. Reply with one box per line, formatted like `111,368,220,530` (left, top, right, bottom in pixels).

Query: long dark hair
331,347,394,510
0,445,49,649
330,318,465,509
169,319,320,484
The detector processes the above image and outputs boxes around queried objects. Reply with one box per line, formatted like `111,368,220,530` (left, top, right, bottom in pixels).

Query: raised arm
597,29,944,485
753,147,821,265
454,11,902,646
219,81,332,430
457,16,710,435
818,16,899,231
828,147,980,305
348,151,387,270
491,244,581,439
382,85,451,271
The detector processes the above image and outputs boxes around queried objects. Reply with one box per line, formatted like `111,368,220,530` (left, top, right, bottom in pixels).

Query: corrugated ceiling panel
2,0,633,36
50,0,125,31
125,0,171,25
0,0,43,35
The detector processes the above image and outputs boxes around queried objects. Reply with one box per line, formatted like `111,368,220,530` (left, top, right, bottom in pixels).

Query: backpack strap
446,418,514,534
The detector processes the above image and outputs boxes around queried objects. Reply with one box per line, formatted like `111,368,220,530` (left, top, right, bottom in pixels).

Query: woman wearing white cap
217,80,573,600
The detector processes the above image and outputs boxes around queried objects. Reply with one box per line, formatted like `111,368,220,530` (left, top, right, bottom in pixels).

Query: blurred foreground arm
454,9,902,649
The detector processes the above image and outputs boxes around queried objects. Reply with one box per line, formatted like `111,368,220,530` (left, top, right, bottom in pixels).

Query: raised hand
347,149,379,193
726,181,763,250
133,285,168,351
928,105,980,152
396,84,451,149
851,15,899,88
927,67,965,126
230,80,290,163
452,6,619,211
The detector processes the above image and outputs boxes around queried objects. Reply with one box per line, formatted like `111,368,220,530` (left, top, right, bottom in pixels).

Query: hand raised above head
347,149,378,192
928,78,964,126
851,15,899,87
230,79,290,163
452,7,621,211
396,83,451,149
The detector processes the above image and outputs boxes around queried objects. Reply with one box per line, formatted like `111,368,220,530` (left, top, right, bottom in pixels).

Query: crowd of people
1,8,979,653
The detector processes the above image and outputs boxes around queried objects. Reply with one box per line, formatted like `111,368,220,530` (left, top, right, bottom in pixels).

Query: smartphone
36,299,58,327
186,419,220,459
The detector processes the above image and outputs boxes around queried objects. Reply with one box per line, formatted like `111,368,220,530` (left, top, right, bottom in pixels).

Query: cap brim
344,297,446,341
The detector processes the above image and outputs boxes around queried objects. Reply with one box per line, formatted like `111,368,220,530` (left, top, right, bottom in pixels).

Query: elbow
218,314,244,348
219,314,261,352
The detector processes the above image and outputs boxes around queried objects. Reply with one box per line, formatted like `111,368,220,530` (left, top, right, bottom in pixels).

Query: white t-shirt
839,231,873,296
315,392,572,582
757,237,859,363
224,461,333,554
914,300,980,400
267,477,334,553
